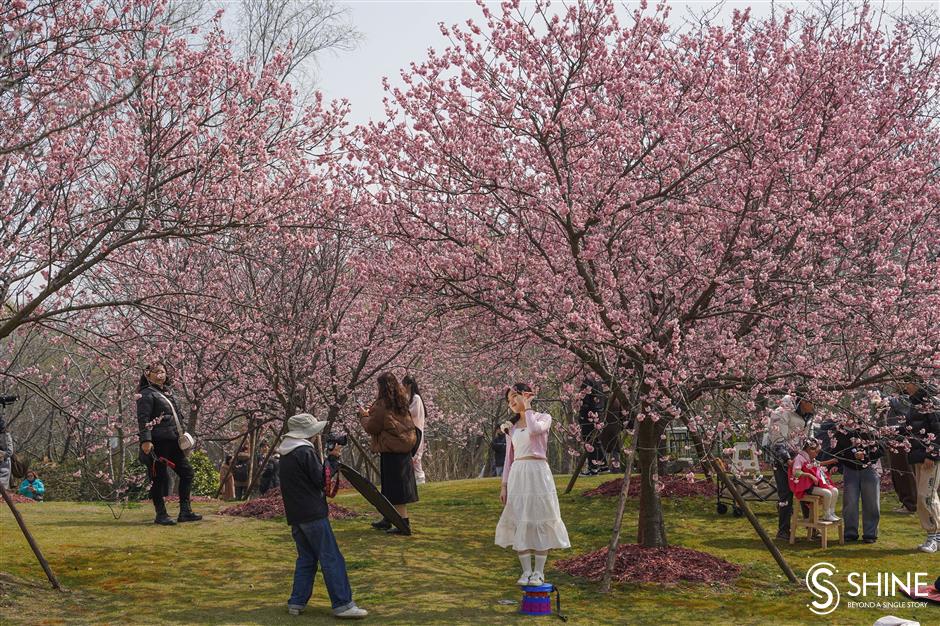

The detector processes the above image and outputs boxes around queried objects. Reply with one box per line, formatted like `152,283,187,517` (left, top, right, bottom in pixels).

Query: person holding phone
359,372,418,536
495,383,570,586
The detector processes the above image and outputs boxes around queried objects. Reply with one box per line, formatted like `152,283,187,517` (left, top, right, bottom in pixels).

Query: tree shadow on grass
701,535,916,558
32,518,150,528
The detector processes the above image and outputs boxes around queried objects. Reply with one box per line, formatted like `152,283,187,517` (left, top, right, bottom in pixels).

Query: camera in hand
326,432,348,452
0,395,18,407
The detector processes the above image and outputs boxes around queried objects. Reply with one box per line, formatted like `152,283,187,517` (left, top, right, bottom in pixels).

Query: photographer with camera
277,413,367,619
0,394,17,491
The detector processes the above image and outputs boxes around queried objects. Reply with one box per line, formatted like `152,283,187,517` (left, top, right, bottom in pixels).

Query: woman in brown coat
359,372,418,535
219,455,236,500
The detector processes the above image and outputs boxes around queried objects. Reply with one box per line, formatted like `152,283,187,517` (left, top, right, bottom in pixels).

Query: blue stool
520,583,566,620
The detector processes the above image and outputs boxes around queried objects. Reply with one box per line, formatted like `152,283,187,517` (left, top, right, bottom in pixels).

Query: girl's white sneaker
527,571,545,586
517,572,533,585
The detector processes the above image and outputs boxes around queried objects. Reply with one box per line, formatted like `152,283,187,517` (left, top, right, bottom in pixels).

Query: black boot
386,518,411,536
371,518,392,530
154,502,176,526
178,502,203,523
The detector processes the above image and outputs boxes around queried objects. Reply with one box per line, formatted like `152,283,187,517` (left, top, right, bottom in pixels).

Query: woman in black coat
137,362,201,525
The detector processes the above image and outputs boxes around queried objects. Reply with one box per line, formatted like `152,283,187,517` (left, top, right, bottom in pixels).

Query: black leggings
150,438,194,512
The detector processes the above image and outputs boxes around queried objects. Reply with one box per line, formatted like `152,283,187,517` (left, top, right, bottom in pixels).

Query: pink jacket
502,410,552,485
790,450,834,500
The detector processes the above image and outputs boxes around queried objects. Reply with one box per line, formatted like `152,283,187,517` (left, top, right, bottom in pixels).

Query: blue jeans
842,466,881,541
288,518,354,613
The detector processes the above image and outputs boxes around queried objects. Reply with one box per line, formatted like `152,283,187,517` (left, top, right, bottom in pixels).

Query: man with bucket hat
278,413,368,619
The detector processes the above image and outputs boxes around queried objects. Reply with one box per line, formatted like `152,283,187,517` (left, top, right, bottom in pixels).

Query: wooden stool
789,494,844,549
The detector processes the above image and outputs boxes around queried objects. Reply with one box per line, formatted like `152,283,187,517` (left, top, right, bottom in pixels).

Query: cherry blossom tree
361,0,940,575
1,0,359,499
0,0,338,341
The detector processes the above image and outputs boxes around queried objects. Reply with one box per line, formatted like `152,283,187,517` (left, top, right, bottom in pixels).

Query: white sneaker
527,571,545,586
917,538,938,553
823,514,839,522
516,572,533,585
334,605,368,619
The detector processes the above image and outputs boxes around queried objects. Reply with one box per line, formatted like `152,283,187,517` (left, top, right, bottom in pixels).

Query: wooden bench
789,494,844,549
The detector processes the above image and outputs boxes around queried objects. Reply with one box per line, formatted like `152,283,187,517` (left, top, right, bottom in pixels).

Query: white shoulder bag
152,390,195,454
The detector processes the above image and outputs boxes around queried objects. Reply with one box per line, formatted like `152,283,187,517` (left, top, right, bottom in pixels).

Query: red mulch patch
218,488,360,521
5,493,36,504
582,475,714,498
554,543,741,585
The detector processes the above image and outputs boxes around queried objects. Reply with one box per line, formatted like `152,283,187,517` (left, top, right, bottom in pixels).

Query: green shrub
189,449,219,496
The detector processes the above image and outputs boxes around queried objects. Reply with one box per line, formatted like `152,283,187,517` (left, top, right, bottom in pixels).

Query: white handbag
152,390,195,454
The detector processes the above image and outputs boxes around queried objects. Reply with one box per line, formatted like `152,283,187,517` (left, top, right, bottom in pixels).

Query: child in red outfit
790,438,840,522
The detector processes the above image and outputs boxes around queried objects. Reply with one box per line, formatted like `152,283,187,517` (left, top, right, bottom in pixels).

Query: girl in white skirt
495,383,570,585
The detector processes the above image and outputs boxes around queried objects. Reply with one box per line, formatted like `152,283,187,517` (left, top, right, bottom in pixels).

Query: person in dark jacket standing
884,395,918,513
491,426,507,477
827,426,883,543
137,362,201,525
900,380,940,553
359,372,418,536
578,377,607,475
258,440,280,496
277,413,367,620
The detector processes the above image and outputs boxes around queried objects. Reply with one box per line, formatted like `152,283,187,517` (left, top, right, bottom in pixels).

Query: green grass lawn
1,475,936,625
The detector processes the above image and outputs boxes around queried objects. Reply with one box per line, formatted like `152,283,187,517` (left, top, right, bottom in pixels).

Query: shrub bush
189,449,219,496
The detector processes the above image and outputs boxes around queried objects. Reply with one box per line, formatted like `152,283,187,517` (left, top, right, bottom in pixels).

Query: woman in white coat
403,375,427,484
495,383,570,585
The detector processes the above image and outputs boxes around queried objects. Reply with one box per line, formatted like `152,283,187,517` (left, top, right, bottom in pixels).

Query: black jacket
279,444,336,525
491,432,506,466
904,389,940,465
827,428,884,472
137,384,183,443
260,456,280,494
578,384,606,427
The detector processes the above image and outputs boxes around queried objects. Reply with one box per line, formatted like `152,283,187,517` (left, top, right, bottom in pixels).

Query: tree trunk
636,418,667,548
599,421,639,593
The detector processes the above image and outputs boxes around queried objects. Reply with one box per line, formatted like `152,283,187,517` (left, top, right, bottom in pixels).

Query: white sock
518,553,532,576
534,553,547,575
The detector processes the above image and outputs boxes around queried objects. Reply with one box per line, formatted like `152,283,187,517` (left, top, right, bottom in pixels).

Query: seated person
791,438,839,522
18,470,45,501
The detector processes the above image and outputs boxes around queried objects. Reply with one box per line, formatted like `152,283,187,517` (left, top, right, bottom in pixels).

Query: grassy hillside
0,475,934,625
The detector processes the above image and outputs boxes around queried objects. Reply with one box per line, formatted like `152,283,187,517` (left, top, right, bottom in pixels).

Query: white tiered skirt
495,461,570,551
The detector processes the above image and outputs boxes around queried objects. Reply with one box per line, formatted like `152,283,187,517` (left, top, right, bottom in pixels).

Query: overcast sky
300,1,936,127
